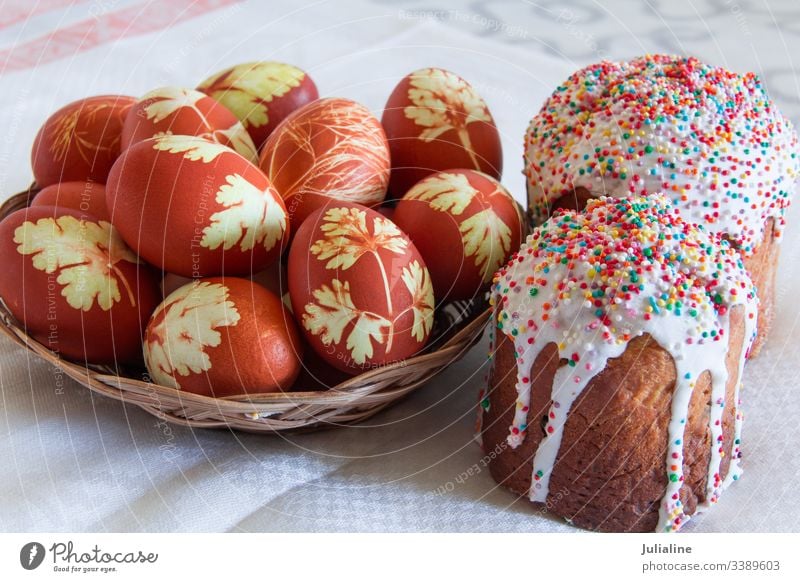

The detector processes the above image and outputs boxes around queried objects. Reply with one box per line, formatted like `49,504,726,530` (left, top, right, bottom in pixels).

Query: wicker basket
0,188,490,433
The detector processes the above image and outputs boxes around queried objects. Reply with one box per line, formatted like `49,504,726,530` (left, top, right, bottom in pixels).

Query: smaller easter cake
479,194,757,532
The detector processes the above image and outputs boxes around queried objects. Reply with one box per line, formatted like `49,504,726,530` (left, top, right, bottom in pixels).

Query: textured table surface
0,0,798,532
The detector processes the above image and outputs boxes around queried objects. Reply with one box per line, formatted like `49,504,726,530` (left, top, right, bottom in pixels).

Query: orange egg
198,61,319,149
106,134,288,277
31,181,110,221
288,201,435,373
143,277,302,396
121,87,257,162
259,98,390,233
31,95,135,187
392,170,524,302
381,68,502,199
0,205,161,364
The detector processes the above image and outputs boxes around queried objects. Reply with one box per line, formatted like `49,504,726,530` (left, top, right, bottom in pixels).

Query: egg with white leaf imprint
392,169,524,301
121,86,258,162
198,61,319,149
144,277,303,397
259,98,390,233
288,201,435,373
381,68,502,199
0,206,161,364
106,134,288,277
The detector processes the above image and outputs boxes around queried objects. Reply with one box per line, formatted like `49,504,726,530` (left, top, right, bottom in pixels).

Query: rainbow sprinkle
525,54,799,257
492,195,755,346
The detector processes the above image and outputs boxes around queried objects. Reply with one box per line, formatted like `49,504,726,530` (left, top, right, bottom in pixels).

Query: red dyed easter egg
106,134,288,277
259,98,390,232
31,181,110,221
392,170,523,302
0,206,161,364
198,61,319,149
381,68,502,199
143,277,302,396
31,95,135,187
121,87,257,162
288,201,435,373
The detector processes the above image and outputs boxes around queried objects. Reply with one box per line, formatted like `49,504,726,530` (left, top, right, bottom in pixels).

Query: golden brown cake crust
741,219,779,357
482,307,745,532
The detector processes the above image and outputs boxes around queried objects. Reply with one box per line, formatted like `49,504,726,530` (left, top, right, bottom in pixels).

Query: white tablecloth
1,0,799,532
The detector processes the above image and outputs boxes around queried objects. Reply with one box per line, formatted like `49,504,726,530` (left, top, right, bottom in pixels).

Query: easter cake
479,195,757,532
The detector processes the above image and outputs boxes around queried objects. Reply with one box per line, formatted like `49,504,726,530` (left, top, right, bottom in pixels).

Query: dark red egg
31,95,135,187
121,86,257,162
106,135,288,277
381,68,502,199
259,98,390,233
393,170,523,302
287,201,434,373
0,205,161,364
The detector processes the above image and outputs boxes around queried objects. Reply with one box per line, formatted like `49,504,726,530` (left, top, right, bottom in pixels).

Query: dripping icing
490,195,757,532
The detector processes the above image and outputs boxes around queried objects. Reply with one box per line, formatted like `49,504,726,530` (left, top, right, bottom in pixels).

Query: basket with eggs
0,63,524,433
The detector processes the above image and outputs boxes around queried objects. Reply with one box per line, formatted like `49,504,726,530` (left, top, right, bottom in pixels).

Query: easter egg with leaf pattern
392,169,524,301
0,206,161,364
259,98,390,233
106,134,288,277
143,277,302,396
381,68,502,199
31,95,136,187
121,87,258,162
287,201,435,373
198,61,319,149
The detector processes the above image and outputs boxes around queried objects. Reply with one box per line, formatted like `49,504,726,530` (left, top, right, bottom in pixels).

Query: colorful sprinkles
493,195,754,350
489,194,758,533
524,54,799,257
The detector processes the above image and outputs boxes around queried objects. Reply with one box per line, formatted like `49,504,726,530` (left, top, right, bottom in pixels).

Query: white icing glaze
489,194,757,532
524,54,799,256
